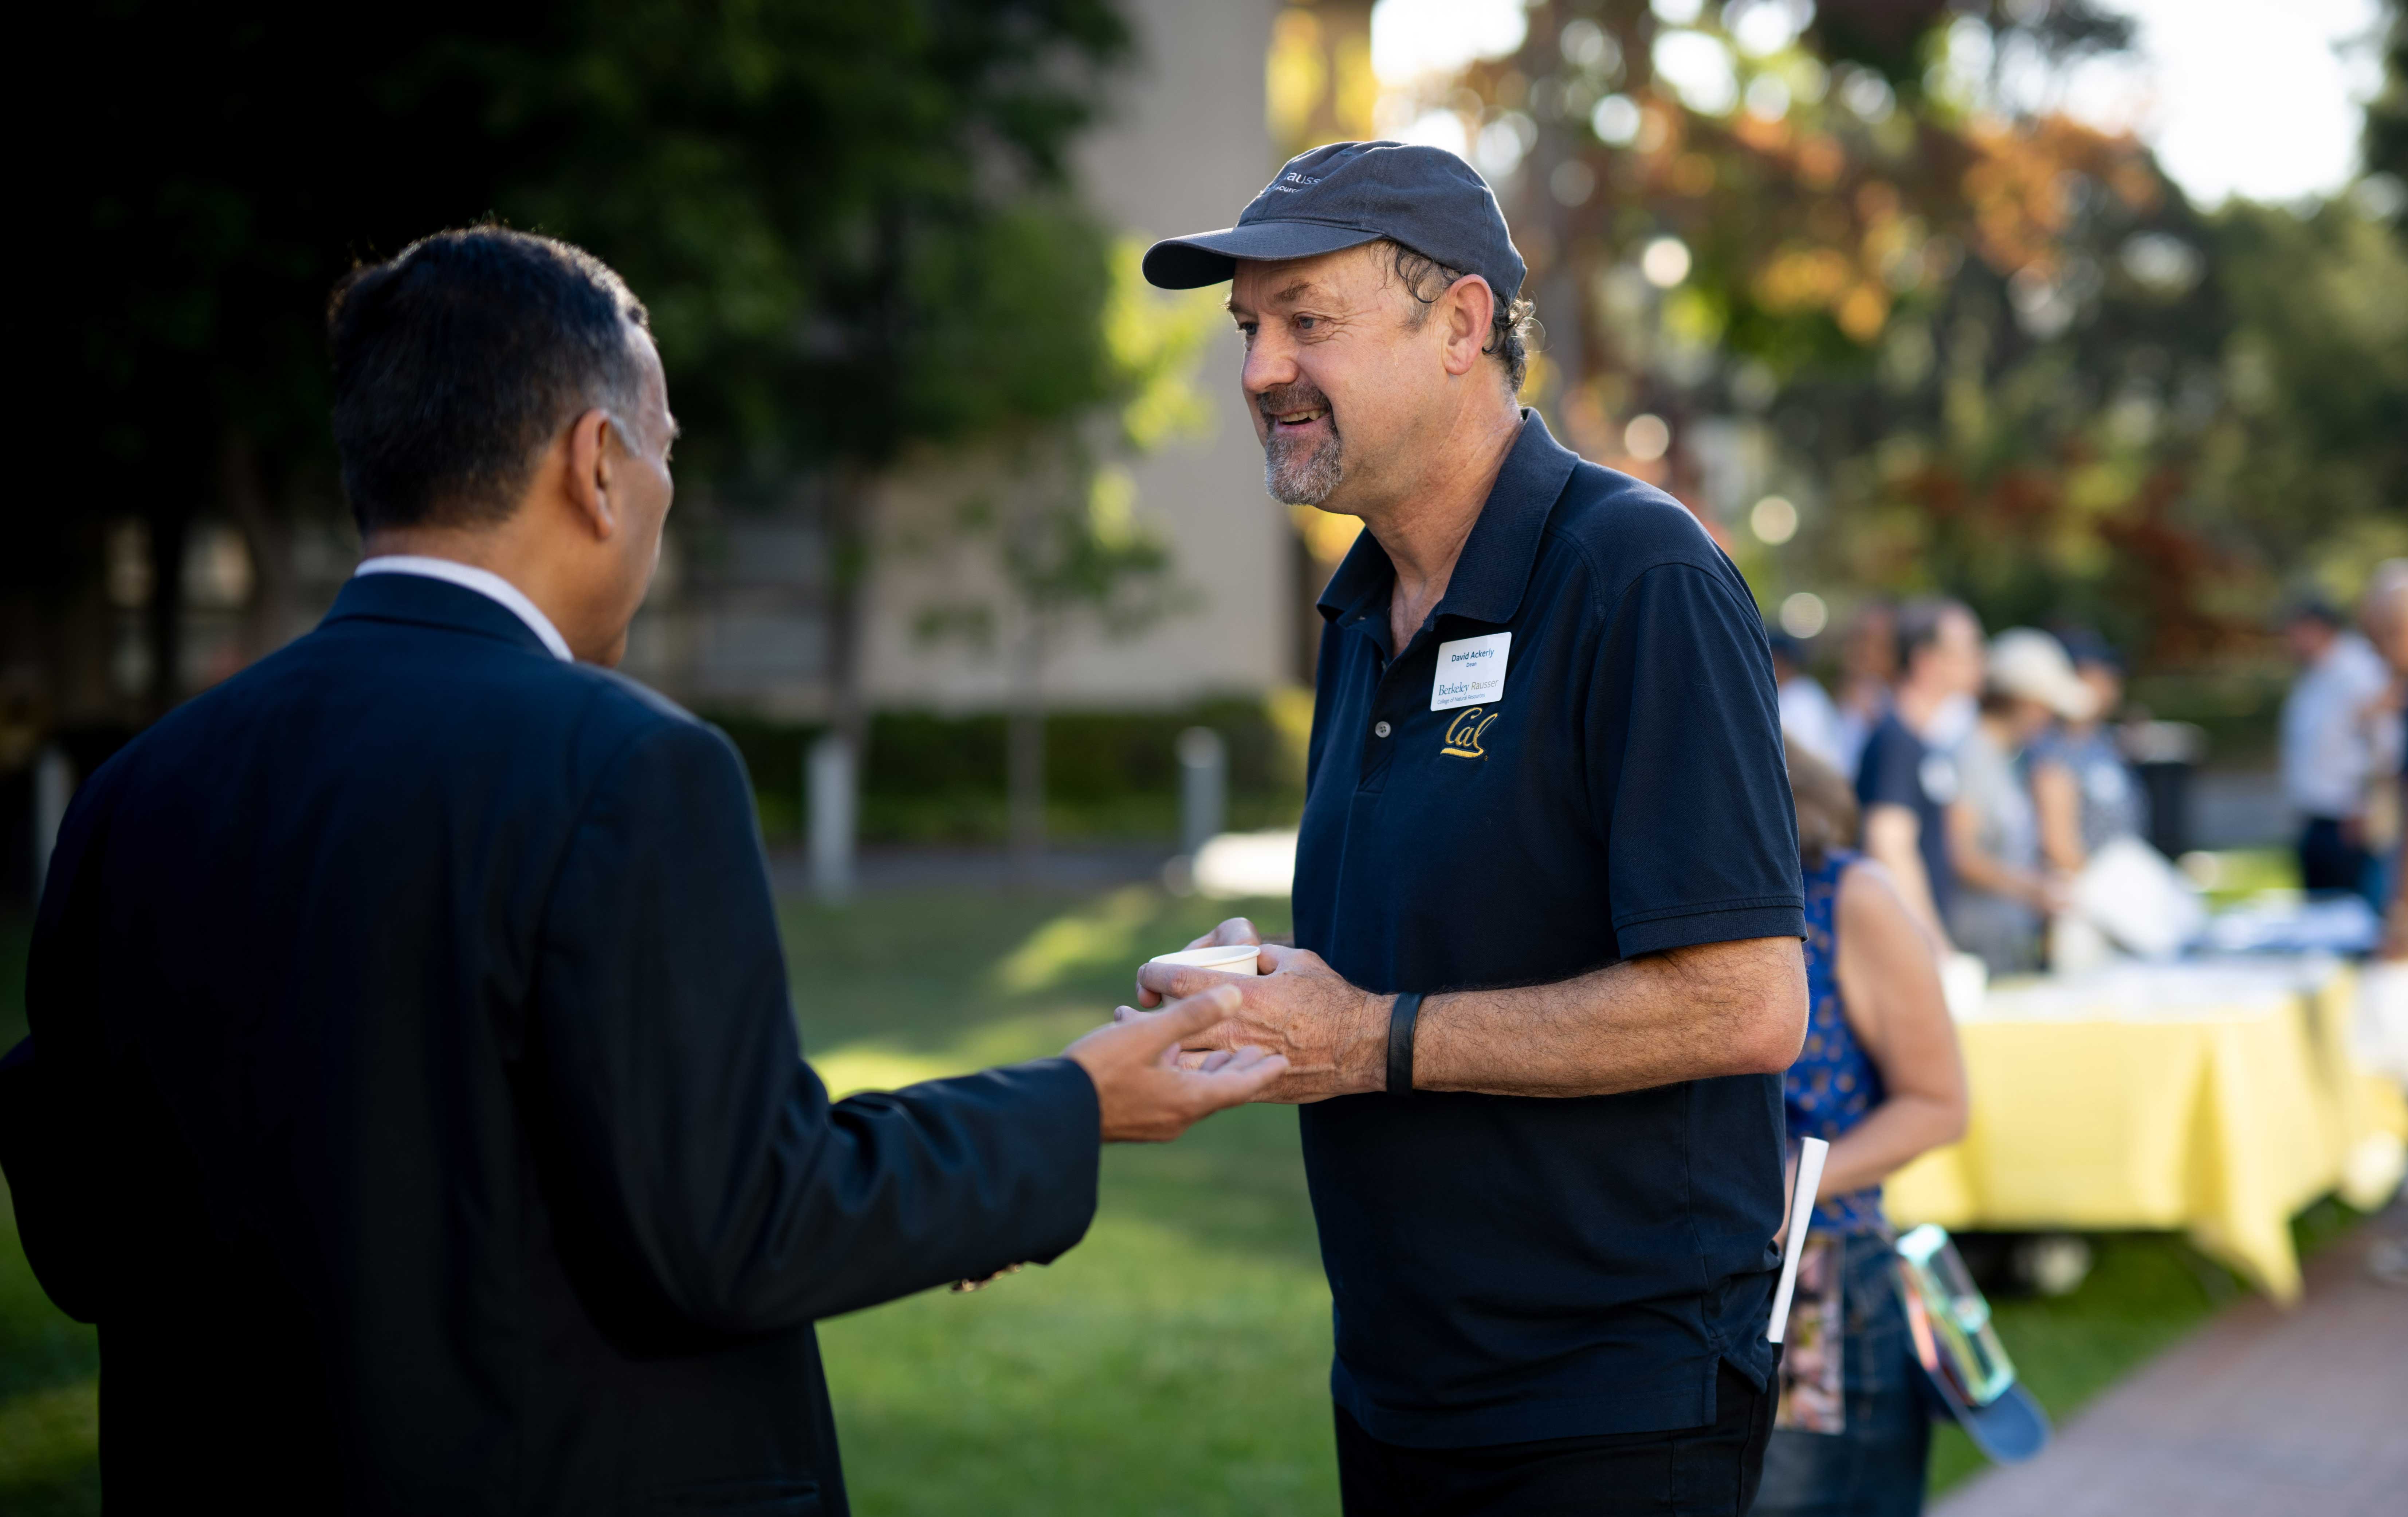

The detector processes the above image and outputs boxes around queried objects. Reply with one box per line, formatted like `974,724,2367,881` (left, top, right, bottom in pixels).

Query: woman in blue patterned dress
1751,745,1969,1517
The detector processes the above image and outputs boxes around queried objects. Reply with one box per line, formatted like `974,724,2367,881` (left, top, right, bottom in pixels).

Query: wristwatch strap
1386,991,1424,1095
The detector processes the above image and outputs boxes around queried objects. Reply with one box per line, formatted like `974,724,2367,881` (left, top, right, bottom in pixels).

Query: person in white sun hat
1946,629,2092,976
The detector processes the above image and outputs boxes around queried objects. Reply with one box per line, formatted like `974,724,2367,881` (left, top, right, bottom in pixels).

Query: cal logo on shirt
1431,631,1510,711
1442,707,1500,759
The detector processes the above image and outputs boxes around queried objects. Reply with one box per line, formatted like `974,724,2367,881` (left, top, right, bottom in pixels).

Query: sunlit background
4,4,2407,1513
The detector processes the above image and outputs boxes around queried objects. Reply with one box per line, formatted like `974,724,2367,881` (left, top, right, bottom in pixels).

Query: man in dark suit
0,227,1283,1514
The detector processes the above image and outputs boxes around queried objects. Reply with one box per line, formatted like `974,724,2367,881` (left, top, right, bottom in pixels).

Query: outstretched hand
1065,985,1288,1142
1124,943,1386,1104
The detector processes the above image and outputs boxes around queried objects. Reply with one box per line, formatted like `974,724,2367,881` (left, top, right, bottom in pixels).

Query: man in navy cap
1130,142,1808,1514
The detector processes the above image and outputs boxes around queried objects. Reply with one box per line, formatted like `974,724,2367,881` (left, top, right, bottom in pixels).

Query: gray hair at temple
1384,240,1538,393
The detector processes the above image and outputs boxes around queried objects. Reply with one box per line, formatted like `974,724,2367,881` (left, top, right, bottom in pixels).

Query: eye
1293,315,1319,332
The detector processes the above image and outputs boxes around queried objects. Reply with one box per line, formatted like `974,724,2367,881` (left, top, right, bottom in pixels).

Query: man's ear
561,407,619,542
1439,275,1497,378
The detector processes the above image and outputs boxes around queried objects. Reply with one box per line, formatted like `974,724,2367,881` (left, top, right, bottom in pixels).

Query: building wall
859,0,1294,713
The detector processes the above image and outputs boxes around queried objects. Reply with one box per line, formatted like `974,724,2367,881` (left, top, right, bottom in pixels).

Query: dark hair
2053,625,2122,673
329,227,650,534
1381,239,1537,391
1785,740,1859,869
1894,596,1973,673
2280,594,2344,630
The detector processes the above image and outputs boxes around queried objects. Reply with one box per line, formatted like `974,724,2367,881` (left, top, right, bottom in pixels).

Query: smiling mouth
1270,407,1328,429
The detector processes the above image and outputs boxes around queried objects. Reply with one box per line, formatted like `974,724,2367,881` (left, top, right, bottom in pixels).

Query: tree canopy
1348,0,2408,672
10,0,1136,710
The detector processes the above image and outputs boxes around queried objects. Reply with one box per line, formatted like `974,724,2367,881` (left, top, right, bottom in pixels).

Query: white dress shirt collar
353,555,574,662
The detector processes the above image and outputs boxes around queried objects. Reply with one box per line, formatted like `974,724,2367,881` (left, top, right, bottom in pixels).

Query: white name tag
1431,631,1511,711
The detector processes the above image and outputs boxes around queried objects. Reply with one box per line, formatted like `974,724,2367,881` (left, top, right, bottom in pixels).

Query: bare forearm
2033,765,2085,874
1817,1093,1965,1198
1863,811,1945,944
1951,843,2033,898
1412,938,1806,1098
1819,859,1968,1199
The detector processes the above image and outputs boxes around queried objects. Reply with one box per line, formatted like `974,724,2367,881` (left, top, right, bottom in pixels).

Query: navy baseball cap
1142,141,1526,302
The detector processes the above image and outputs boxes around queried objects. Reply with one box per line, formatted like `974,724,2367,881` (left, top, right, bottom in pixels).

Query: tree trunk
222,431,298,664
1523,8,1586,417
143,504,189,721
1007,613,1046,878
814,465,874,901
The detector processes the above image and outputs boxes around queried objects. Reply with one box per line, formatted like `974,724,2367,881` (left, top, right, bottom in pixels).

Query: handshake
1065,917,1389,1142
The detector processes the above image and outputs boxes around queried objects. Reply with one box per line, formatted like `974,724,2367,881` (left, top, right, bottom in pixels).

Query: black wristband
1386,992,1423,1095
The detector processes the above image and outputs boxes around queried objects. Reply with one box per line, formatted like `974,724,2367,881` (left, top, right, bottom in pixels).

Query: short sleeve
1589,563,1805,957
1856,721,1921,809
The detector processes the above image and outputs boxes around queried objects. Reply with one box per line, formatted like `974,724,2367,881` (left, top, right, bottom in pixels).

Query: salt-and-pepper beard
1258,382,1343,505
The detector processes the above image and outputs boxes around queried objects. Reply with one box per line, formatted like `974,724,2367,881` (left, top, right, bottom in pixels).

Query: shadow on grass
775,886,1294,1056
777,886,1346,1512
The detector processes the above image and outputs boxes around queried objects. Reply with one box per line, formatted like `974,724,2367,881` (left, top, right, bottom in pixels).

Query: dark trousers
1335,1360,1776,1516
2298,816,2373,901
1748,1232,1933,1517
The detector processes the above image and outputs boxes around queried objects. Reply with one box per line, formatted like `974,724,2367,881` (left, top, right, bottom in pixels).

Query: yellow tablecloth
1884,961,2407,1302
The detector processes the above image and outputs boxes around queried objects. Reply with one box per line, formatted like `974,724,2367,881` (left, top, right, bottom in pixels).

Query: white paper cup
1146,943,1263,977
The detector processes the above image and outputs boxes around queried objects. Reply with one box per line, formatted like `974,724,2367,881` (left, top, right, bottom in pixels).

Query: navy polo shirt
1291,411,1804,1449
1853,712,1956,923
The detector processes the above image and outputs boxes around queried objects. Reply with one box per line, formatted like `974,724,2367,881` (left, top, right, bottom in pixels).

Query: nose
1241,326,1297,401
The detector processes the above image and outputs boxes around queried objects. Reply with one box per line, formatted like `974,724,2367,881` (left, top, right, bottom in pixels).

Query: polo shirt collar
1314,408,1580,633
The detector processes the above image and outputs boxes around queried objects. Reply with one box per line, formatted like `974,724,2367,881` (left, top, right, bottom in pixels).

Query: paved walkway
1935,1203,2408,1517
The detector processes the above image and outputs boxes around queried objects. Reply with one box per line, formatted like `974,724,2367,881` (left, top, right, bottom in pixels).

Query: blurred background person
1773,629,1846,773
2280,596,2392,903
1947,630,2089,977
2364,562,2408,1291
1854,599,1985,948
1753,745,1968,1517
2032,630,2145,875
1830,601,1899,784
2363,562,2408,953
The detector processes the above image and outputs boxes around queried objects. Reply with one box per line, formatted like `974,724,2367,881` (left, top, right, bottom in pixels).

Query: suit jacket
0,573,1100,1515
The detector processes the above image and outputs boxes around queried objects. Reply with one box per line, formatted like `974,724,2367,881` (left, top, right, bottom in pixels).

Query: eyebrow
1226,278,1328,315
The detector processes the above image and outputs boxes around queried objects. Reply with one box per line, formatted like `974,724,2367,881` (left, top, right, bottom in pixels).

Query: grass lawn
0,884,2366,1512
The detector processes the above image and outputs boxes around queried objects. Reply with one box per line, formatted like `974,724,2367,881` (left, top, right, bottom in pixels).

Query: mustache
1256,382,1333,424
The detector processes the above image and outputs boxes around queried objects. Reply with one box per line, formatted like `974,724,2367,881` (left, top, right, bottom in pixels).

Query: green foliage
1103,238,1228,455
2366,0,2408,210
1480,1,2407,674
2194,197,2408,602
896,205,1119,450
13,0,1134,591
904,235,1227,666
